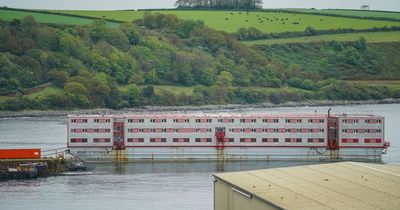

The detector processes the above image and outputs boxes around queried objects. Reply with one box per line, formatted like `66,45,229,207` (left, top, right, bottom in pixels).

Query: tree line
175,0,263,9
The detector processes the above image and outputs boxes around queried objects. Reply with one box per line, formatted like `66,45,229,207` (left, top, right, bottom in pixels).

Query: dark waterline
0,104,399,210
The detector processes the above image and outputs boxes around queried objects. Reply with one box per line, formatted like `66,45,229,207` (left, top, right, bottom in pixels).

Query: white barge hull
69,147,385,162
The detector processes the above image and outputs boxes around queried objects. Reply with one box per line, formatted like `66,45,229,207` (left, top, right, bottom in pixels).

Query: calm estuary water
0,104,399,210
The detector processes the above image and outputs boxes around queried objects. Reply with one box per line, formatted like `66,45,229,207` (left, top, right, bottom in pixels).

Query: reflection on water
0,104,399,210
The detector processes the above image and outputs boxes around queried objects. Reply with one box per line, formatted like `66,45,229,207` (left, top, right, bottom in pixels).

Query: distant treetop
175,0,263,10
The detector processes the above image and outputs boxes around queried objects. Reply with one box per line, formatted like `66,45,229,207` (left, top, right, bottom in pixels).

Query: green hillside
243,31,400,45
48,9,400,33
257,42,400,80
0,8,101,25
292,9,400,20
0,10,399,111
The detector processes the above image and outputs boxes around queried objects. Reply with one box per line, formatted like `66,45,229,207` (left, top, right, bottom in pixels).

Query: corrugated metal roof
214,162,400,210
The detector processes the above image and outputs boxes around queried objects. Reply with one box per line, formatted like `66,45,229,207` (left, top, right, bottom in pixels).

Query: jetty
0,158,66,180
0,148,86,181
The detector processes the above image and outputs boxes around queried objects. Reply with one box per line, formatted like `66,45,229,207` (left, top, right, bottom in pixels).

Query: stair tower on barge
327,109,339,150
113,118,125,150
215,127,226,150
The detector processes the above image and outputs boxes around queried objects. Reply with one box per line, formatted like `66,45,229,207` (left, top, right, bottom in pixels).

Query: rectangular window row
342,138,359,143
127,128,203,133
121,138,324,144
125,118,326,124
150,119,167,123
69,138,327,144
240,138,257,142
228,128,324,133
173,119,190,123
262,119,279,123
94,119,111,123
127,138,144,143
70,119,88,123
307,119,325,123
285,138,302,143
173,138,190,143
365,119,382,124
70,138,88,143
126,128,326,133
285,119,302,123
70,128,110,133
341,129,381,133
342,119,382,124
128,119,144,123
218,119,235,123
70,138,110,143
364,138,382,143
342,119,359,124
342,138,382,143
70,119,111,123
93,138,111,143
195,138,213,142
150,138,167,143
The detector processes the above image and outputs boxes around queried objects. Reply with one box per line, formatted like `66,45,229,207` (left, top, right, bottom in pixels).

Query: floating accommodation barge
67,111,389,161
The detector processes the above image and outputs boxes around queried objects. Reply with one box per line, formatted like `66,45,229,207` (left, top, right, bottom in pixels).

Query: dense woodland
175,0,263,9
0,14,399,111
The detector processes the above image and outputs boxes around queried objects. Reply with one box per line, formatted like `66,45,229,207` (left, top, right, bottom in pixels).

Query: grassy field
26,86,63,100
152,85,199,95
292,9,400,20
348,80,400,88
0,8,101,25
48,10,400,33
118,84,199,95
0,9,399,33
0,96,10,103
243,31,400,45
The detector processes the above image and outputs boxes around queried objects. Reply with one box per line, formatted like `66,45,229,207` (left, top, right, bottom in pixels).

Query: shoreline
0,98,399,118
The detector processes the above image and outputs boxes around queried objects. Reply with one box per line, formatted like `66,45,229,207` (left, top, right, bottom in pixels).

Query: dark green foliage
236,25,400,41
236,27,263,40
175,19,204,38
258,40,400,80
0,14,399,111
124,84,143,106
49,71,68,88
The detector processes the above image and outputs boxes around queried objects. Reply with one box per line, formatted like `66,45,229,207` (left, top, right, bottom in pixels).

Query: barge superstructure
67,111,389,161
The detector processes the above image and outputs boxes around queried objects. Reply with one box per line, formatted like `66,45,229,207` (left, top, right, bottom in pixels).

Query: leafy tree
190,28,227,53
304,26,316,36
176,20,204,38
143,85,155,98
120,23,143,45
90,80,110,106
20,16,38,39
106,28,129,51
64,81,89,96
88,19,109,42
354,37,367,51
129,71,145,85
43,92,74,108
58,32,84,57
145,69,158,84
36,27,59,50
124,84,143,106
49,71,68,88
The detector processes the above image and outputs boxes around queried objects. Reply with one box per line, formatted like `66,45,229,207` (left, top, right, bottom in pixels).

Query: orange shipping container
0,149,41,159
